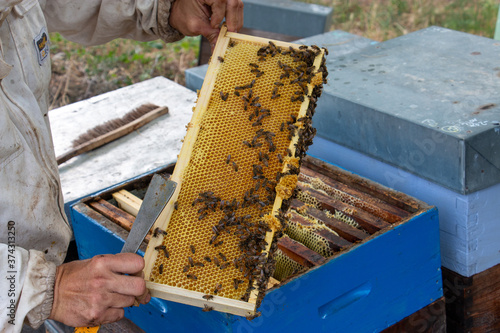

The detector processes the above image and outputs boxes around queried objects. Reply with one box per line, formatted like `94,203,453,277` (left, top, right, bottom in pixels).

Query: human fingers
107,293,137,309
136,288,152,305
103,253,145,275
50,260,127,327
204,0,227,29
111,274,147,298
224,0,244,32
130,270,152,304
170,0,211,36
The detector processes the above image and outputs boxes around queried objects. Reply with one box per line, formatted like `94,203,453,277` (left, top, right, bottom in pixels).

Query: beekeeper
0,0,243,331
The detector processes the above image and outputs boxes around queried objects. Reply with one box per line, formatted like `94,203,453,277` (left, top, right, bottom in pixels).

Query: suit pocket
0,105,24,168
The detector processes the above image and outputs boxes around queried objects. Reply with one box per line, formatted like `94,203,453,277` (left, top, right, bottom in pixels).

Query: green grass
48,0,499,108
49,35,199,108
439,0,499,36
315,0,499,41
50,34,199,80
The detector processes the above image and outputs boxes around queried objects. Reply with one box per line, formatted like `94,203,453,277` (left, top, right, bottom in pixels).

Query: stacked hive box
304,26,500,332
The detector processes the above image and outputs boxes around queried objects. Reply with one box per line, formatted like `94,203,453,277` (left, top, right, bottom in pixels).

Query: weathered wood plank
88,199,151,242
296,183,391,234
289,212,352,251
302,156,420,213
315,228,352,252
300,166,409,221
442,264,500,333
112,189,142,217
277,237,326,268
290,199,369,243
89,199,134,230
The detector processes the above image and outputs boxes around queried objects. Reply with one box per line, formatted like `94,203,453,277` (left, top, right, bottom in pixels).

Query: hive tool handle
74,174,176,333
121,174,177,254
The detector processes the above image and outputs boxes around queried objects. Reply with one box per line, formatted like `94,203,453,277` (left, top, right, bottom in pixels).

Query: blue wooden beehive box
70,156,442,332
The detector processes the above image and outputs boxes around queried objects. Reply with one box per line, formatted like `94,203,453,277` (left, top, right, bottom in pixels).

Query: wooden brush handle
57,106,168,165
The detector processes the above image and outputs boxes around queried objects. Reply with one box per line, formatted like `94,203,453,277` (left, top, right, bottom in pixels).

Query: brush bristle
71,103,159,147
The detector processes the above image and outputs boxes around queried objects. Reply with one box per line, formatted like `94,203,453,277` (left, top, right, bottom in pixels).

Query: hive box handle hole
318,282,372,319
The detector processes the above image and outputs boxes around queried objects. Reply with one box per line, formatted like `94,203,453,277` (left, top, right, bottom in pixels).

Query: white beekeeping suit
0,1,182,331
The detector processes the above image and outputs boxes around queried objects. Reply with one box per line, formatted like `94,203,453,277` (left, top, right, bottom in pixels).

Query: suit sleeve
0,245,57,332
42,0,183,46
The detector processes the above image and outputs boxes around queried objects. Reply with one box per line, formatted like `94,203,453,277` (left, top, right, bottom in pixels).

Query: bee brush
56,103,168,165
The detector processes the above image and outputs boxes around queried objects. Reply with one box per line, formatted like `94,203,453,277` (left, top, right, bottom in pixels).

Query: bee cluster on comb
144,26,328,317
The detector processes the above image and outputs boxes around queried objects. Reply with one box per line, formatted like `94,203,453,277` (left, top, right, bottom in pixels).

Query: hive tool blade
121,174,177,254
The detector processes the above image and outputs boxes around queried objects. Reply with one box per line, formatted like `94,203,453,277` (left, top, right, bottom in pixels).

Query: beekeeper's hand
49,253,150,327
163,0,244,50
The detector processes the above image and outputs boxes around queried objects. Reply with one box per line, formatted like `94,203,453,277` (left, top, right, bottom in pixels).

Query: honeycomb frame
144,26,326,317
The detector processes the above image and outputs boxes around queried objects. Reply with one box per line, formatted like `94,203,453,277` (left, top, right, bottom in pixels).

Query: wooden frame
143,26,325,316
112,190,142,216
443,264,500,332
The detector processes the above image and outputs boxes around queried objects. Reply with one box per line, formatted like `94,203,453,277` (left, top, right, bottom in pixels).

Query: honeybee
202,304,213,312
233,279,243,290
214,283,222,294
154,245,169,258
220,91,229,101
246,312,262,321
202,295,214,301
153,227,167,238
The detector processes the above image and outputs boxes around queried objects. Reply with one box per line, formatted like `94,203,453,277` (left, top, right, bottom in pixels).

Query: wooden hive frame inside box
143,26,327,316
